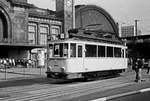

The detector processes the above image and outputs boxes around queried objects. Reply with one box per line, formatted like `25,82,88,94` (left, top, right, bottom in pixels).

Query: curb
91,88,150,101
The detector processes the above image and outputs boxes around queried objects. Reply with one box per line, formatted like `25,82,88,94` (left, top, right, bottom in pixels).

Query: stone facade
0,0,119,60
0,0,62,59
55,3,119,39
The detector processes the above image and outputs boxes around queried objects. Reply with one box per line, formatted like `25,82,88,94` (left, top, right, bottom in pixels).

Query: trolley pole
40,66,41,75
23,65,25,77
4,64,6,80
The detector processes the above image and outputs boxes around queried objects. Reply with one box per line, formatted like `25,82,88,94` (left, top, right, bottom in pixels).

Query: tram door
77,44,85,71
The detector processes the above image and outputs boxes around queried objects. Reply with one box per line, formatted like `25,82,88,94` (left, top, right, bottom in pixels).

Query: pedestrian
147,59,150,74
12,59,15,67
135,58,143,82
134,59,139,82
142,58,145,69
129,58,133,70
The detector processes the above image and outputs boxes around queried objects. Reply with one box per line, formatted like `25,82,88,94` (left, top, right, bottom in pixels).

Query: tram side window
107,46,113,57
98,46,105,57
63,43,68,57
78,46,82,57
85,45,97,57
59,44,63,57
70,43,76,57
114,47,121,57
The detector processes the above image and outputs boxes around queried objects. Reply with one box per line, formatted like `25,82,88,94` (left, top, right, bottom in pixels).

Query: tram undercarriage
46,69,125,79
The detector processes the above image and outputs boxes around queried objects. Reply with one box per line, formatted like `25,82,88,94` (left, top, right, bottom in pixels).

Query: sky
28,0,150,34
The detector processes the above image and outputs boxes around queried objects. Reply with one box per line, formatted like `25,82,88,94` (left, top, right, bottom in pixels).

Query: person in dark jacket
135,58,143,82
147,59,150,74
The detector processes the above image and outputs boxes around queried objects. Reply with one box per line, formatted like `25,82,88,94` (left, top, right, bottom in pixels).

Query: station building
75,5,118,35
0,0,62,60
73,5,119,40
55,0,119,44
0,0,120,66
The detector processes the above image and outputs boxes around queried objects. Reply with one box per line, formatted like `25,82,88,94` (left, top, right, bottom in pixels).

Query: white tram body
46,39,127,79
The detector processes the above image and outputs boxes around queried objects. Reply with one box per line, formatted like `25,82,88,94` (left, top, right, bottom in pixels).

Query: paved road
0,68,150,101
109,91,150,101
81,81,150,101
0,76,133,101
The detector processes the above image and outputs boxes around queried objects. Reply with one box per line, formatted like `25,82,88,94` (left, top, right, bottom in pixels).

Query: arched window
0,11,8,39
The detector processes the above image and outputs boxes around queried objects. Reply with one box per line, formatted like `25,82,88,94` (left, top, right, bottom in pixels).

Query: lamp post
135,20,140,36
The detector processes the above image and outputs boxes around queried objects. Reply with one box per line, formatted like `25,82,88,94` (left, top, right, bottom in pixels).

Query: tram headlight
61,67,65,72
47,66,51,72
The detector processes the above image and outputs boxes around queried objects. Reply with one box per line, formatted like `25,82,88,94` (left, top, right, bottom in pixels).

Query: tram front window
53,43,68,57
49,44,53,58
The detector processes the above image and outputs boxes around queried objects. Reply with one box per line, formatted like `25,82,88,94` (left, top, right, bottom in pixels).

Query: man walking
134,59,139,82
147,59,150,74
134,58,143,82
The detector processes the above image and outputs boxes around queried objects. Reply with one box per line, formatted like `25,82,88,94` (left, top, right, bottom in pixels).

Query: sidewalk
0,67,47,81
0,67,149,82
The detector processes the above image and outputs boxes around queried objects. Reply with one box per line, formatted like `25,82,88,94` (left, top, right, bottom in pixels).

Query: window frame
28,23,37,44
39,24,49,45
51,25,61,40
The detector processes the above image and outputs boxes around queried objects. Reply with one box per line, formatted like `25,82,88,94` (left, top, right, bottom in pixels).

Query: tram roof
66,28,123,45
48,37,125,46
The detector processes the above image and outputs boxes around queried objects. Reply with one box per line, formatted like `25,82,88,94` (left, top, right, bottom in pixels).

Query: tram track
1,75,134,101
0,78,69,94
27,82,132,101
0,84,63,96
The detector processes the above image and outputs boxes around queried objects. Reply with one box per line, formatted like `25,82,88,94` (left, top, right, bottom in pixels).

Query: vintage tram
46,31,127,79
